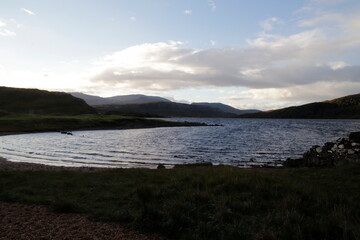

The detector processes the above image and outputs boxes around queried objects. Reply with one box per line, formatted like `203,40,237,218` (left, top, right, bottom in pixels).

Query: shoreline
0,122,210,171
0,131,30,137
0,156,109,172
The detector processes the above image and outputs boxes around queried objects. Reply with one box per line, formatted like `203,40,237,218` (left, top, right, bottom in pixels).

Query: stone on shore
284,131,360,167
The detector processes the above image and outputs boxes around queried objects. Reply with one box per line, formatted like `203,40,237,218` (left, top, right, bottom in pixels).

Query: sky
0,0,359,110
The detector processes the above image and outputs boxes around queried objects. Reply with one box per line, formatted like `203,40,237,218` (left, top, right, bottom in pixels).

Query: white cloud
235,100,297,111
247,29,324,49
90,38,360,91
260,17,281,31
298,13,343,27
228,79,360,104
310,0,348,5
184,10,192,15
0,18,16,37
210,40,216,46
21,8,35,15
225,77,360,110
327,61,349,70
0,29,16,37
88,8,360,102
208,0,216,11
293,6,313,14
130,16,136,21
0,20,6,27
0,65,91,92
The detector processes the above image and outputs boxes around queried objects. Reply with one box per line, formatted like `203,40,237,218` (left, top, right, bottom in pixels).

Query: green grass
0,114,204,133
0,165,359,240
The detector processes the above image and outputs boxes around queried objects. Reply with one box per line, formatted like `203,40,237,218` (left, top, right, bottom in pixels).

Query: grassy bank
0,115,204,134
0,165,359,240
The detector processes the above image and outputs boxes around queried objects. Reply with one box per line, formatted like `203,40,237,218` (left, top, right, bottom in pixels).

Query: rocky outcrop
284,132,360,167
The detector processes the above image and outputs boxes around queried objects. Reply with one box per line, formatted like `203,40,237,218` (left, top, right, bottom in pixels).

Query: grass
0,114,204,133
0,165,359,240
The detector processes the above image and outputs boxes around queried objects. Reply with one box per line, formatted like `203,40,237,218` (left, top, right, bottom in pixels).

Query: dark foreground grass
0,114,204,133
0,165,359,240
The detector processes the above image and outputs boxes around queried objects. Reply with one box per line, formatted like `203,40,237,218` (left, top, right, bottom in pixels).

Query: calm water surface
1,118,359,168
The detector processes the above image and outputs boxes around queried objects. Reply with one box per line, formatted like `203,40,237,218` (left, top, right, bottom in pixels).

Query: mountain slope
71,92,260,117
239,93,360,119
0,87,96,115
70,92,170,106
192,102,260,115
95,102,237,118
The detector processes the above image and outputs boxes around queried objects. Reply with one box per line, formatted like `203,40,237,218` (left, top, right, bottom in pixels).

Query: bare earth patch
0,202,165,240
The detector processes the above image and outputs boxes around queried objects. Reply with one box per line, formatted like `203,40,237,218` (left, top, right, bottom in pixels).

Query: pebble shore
0,157,107,172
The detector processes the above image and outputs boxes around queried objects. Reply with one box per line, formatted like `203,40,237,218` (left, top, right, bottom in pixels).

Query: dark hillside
192,102,260,115
239,93,360,119
95,101,236,117
0,87,96,115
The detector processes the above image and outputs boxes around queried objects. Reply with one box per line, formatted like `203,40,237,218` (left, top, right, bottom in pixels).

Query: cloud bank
90,10,360,104
0,19,16,37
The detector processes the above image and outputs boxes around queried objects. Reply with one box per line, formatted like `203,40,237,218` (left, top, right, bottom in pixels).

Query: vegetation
0,87,96,115
95,101,237,118
0,115,205,133
0,86,207,133
239,93,360,119
0,165,359,240
192,102,260,115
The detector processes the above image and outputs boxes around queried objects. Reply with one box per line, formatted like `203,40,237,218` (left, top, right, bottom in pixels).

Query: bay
1,118,359,168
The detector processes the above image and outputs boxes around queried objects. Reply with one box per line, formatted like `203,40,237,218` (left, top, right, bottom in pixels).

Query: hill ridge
0,87,96,115
239,93,360,119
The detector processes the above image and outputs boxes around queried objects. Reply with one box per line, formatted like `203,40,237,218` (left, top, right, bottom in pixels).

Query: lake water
1,118,359,168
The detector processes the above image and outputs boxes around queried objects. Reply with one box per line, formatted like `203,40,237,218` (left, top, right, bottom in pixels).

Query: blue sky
0,0,359,110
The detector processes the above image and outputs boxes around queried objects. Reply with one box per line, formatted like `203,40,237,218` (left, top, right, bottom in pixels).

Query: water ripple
1,118,360,168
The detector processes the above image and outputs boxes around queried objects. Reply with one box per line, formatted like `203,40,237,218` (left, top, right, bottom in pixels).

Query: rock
285,132,360,168
157,164,166,169
283,158,306,167
349,132,360,142
338,149,347,154
323,142,334,151
348,149,355,155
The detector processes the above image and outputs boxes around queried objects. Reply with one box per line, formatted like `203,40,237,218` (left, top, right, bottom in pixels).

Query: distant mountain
239,93,360,119
192,102,260,115
0,87,96,115
70,92,170,106
71,92,260,117
95,102,237,118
